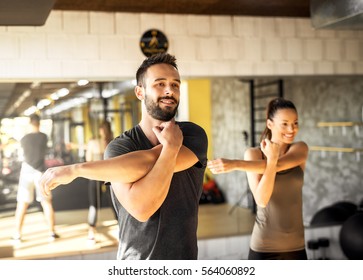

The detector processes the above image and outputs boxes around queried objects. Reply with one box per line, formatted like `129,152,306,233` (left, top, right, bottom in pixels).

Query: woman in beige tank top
86,120,114,241
208,97,309,260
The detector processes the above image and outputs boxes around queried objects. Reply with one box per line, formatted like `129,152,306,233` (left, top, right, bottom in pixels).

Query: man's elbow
128,206,154,222
255,198,269,208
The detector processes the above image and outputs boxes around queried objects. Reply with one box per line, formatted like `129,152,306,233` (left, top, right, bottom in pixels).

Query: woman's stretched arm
245,140,279,208
208,141,308,174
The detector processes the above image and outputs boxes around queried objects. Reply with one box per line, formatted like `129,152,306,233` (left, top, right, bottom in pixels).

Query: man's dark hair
30,114,41,125
136,53,178,87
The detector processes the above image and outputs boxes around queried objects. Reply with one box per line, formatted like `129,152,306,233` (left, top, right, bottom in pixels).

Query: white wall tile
233,16,257,38
20,34,47,59
295,61,315,75
197,38,219,60
34,60,62,78
140,13,165,33
336,62,355,74
344,40,361,61
337,30,357,39
62,60,89,78
0,35,19,59
165,15,188,36
276,62,295,75
276,18,296,37
187,15,211,37
235,61,255,76
63,11,89,34
316,29,337,39
257,17,276,38
211,16,233,37
255,62,275,75
99,36,125,60
263,38,283,61
324,39,343,61
47,34,75,59
7,26,36,33
90,12,115,34
316,61,335,74
169,37,197,61
356,62,363,74
0,12,362,80
285,38,303,61
296,18,316,38
305,39,323,61
115,13,140,35
219,38,242,60
36,11,63,33
244,38,262,62
5,60,34,78
73,35,99,60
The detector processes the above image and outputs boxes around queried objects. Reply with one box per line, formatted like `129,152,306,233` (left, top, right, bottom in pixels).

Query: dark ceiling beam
53,0,310,17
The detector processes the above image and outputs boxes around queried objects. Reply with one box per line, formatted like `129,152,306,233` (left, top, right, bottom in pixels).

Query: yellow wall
186,79,213,167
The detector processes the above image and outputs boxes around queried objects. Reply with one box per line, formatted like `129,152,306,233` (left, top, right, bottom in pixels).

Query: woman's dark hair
260,97,297,141
99,120,113,144
136,53,178,87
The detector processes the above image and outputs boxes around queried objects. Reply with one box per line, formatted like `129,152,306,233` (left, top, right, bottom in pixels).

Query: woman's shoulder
290,141,309,152
244,146,263,159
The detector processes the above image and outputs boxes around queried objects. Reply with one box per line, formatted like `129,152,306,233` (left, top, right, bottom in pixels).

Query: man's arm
111,121,183,222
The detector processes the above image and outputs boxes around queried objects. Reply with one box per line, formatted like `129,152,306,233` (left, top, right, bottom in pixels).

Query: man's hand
152,121,183,152
38,165,77,196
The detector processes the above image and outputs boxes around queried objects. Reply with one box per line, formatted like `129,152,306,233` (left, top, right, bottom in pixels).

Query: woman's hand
260,139,280,163
207,158,235,174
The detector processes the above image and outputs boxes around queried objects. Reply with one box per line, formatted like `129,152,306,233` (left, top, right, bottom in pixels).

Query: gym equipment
307,239,319,260
339,212,363,260
317,238,330,259
332,201,358,216
310,205,352,227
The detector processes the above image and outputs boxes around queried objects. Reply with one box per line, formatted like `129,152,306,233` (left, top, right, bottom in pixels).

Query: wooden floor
0,204,255,260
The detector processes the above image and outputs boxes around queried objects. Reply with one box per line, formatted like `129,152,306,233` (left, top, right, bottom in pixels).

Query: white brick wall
0,11,362,81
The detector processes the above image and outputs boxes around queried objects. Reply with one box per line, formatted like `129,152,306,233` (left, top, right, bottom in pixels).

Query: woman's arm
245,140,279,208
208,141,308,174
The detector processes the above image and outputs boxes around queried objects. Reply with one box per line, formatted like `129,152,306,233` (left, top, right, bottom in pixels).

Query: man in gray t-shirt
105,122,207,259
39,53,208,259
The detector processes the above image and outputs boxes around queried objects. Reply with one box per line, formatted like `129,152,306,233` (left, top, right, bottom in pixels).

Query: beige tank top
250,165,305,252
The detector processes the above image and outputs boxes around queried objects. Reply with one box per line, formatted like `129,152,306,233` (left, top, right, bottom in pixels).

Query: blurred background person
85,120,115,242
13,114,59,241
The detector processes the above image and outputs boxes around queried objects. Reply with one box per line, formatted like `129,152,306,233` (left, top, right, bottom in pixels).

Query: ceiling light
24,106,37,116
77,79,89,86
37,99,51,109
57,88,70,97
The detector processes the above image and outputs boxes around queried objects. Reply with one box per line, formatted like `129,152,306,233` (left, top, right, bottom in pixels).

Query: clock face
140,29,169,57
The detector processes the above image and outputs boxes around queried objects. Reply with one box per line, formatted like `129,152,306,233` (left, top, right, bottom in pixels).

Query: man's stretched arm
39,139,199,196
111,121,186,222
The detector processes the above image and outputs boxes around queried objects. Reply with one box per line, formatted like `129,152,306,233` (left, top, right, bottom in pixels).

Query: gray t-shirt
104,122,208,260
20,132,48,172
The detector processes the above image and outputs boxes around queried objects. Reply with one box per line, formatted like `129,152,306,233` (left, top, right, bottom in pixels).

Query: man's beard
145,94,179,121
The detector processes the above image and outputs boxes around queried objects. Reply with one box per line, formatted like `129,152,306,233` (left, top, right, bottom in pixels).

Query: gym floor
0,204,255,260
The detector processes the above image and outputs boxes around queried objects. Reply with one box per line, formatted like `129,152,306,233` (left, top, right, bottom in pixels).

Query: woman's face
267,108,299,144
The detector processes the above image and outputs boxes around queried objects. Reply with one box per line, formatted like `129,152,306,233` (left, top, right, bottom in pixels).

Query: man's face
142,64,181,121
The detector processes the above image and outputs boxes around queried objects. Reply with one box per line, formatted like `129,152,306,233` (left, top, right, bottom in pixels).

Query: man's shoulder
177,121,206,134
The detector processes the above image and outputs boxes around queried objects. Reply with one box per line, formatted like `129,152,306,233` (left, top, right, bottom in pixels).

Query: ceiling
0,0,312,119
1,0,362,119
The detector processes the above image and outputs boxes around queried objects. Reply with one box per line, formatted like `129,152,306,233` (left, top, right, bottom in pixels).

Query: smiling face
267,108,299,144
137,63,181,121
